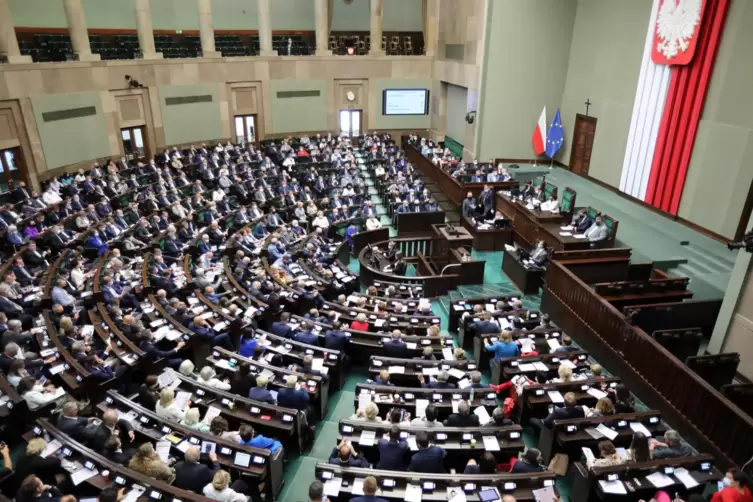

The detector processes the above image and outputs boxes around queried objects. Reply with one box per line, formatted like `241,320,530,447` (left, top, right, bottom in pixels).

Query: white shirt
156,401,187,422
366,218,382,231
312,216,329,228
541,200,559,212
200,377,231,391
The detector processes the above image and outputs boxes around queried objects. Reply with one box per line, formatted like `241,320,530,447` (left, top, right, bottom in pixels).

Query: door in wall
0,148,26,195
234,115,257,145
121,127,146,161
339,109,362,138
569,114,597,176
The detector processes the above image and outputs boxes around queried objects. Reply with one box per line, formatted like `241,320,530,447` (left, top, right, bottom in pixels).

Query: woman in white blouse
311,211,330,229
156,388,188,422
198,366,231,391
365,216,382,231
17,377,61,410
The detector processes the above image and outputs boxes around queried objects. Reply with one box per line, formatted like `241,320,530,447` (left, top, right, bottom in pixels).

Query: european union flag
545,108,564,159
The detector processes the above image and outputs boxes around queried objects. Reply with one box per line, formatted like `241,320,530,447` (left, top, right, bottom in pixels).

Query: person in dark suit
409,430,446,473
443,401,480,427
248,374,276,404
139,330,185,369
461,191,476,218
511,448,546,473
348,476,388,502
481,185,494,217
138,375,160,411
470,312,500,336
90,409,135,453
377,425,410,471
383,331,408,358
293,320,319,346
392,253,407,275
329,440,369,468
324,320,349,352
276,375,309,411
56,402,96,444
572,209,593,234
103,436,133,466
418,371,456,389
540,392,585,429
173,446,221,494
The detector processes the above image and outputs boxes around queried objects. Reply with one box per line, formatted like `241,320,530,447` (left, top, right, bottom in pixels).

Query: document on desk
559,232,573,236
584,427,604,439
451,400,461,413
547,338,561,350
323,477,343,497
156,440,171,463
422,367,439,376
312,358,325,372
532,486,557,502
457,378,471,389
474,406,492,425
485,303,495,312
533,362,550,372
407,435,418,451
351,478,365,496
374,319,385,327
560,225,574,231
547,391,565,403
40,439,63,458
595,424,618,440
453,305,466,312
404,484,423,502
629,422,652,437
447,487,467,502
175,391,192,411
574,234,588,239
598,480,627,495
359,430,377,446
448,368,466,380
71,466,98,486
406,342,418,350
498,317,511,330
415,398,429,418
673,467,699,489
582,447,596,465
482,435,500,451
122,486,146,502
646,471,675,488
586,387,608,399
518,363,537,372
388,366,405,374
519,338,536,354
442,348,455,360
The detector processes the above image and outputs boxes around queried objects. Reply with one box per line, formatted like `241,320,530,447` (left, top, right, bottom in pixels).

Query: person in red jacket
712,468,753,502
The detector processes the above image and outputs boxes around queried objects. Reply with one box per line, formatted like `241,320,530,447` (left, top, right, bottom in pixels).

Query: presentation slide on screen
383,89,429,115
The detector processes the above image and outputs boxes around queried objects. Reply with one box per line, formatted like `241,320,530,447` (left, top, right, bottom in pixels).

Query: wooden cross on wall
585,99,592,116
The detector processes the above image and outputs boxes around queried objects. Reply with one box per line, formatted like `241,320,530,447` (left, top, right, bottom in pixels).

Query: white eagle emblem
656,0,703,60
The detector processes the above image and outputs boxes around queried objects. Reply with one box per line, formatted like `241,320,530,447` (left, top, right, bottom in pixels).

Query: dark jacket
56,415,96,443
173,460,221,494
328,448,369,468
543,405,586,428
139,384,160,411
376,439,409,471
443,413,480,427
511,459,545,473
408,445,446,473
90,420,133,452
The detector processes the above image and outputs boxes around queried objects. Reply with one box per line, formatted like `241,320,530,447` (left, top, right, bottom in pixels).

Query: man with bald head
174,445,220,494
91,409,135,452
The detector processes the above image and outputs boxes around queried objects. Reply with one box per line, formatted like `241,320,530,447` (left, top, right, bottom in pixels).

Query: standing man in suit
462,192,476,218
409,430,446,473
481,185,494,218
91,409,135,452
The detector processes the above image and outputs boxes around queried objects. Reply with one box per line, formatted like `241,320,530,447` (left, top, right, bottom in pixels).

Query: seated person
649,430,693,459
465,452,500,474
377,425,409,471
587,440,624,468
443,400,480,427
511,448,546,473
417,371,456,389
539,392,585,429
528,239,549,266
540,194,559,212
409,430,446,473
329,440,368,467
583,216,609,243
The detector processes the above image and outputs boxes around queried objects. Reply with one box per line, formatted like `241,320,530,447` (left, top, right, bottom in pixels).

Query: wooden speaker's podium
427,224,484,285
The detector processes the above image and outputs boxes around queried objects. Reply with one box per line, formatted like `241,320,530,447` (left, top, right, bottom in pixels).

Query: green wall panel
158,84,223,145
269,79,328,134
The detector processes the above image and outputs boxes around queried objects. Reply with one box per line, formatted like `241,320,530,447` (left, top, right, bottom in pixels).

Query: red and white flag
532,106,547,155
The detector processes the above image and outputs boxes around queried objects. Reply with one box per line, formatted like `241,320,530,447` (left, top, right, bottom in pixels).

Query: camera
728,231,753,253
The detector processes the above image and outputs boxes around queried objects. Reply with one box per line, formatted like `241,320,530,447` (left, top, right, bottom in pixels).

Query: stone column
369,0,385,56
0,0,31,63
135,0,162,59
314,0,331,56
197,0,221,57
257,0,276,56
423,0,439,57
63,0,100,61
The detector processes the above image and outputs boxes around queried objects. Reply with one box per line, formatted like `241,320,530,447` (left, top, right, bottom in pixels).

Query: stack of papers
629,422,652,436
595,424,618,440
474,406,491,425
547,391,565,403
323,477,343,497
586,388,608,399
405,484,422,502
482,436,500,451
359,430,376,446
646,471,674,488
598,480,627,494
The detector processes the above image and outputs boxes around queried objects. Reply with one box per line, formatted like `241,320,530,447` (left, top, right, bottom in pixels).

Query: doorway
121,127,146,161
339,109,362,138
569,114,597,176
0,148,26,195
234,115,257,145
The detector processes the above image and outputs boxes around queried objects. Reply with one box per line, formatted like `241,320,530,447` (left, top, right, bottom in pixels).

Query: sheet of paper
122,486,146,502
574,234,588,239
595,424,618,440
448,368,466,379
586,387,608,399
71,467,97,486
584,427,604,440
579,446,596,467
323,477,343,497
533,362,549,372
358,393,372,411
673,467,699,489
407,436,418,451
519,338,536,354
451,400,460,413
629,422,652,437
422,367,439,376
598,480,627,495
559,232,573,236
447,487,467,502
388,366,405,374
359,430,377,446
548,391,564,403
311,358,325,372
560,225,574,231
155,440,171,463
646,471,674,488
352,478,365,496
482,436,500,451
474,406,492,425
442,348,454,360
518,363,537,372
404,484,422,502
202,406,223,424
547,339,561,350
406,342,418,350
457,378,471,389
533,486,557,502
41,439,63,458
559,359,576,369
175,391,191,411
415,398,429,418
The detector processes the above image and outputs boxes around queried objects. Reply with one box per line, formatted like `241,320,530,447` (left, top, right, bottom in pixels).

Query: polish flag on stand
532,106,547,155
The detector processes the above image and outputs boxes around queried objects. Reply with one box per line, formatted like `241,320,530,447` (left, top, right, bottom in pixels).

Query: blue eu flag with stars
545,108,564,159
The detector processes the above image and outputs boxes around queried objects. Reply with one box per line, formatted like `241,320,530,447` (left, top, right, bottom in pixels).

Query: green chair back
561,191,573,213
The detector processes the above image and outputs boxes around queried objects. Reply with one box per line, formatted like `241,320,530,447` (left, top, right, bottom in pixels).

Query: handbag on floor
548,453,569,476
